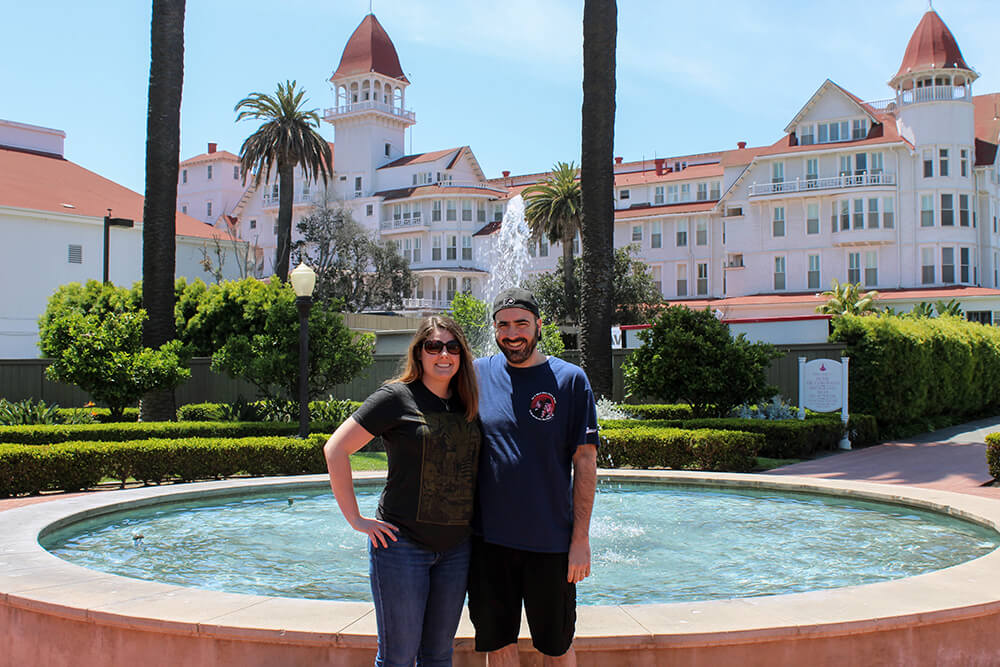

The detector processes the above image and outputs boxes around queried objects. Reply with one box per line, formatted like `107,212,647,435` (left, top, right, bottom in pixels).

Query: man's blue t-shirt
473,354,598,553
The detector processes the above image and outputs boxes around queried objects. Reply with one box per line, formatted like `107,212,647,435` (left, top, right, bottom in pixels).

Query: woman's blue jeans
369,534,470,667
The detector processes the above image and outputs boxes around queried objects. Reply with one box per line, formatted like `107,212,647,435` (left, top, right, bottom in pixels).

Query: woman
324,315,480,667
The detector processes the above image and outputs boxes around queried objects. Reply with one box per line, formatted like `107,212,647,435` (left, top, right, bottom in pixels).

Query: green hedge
0,436,329,497
986,433,1000,480
0,421,342,446
620,404,694,420
598,428,762,472
831,314,1000,431
55,407,140,423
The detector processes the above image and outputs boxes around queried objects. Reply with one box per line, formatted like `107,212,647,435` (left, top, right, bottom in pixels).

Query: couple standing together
325,288,599,666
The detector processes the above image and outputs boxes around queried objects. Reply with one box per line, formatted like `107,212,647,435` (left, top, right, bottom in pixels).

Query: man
469,288,599,667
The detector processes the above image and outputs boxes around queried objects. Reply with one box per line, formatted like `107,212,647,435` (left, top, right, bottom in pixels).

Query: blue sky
3,1,999,194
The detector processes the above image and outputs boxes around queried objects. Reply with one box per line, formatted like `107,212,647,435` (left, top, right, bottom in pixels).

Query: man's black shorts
467,536,576,657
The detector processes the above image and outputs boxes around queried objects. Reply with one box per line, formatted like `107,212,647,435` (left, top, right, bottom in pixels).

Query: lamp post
103,209,135,284
289,262,317,438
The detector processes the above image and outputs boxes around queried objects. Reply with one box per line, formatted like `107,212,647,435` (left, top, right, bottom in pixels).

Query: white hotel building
180,9,1000,323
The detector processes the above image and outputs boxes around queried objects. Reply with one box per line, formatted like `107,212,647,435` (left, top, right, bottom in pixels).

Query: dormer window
619,189,630,200
852,119,868,140
799,124,815,145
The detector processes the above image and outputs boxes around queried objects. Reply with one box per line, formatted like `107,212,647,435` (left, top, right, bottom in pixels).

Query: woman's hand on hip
351,517,399,548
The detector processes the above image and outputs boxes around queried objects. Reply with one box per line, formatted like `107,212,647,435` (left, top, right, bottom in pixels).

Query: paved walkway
767,415,1000,498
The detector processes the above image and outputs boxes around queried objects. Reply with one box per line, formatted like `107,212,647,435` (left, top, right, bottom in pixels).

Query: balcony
262,192,320,208
380,214,428,232
749,171,895,197
402,297,453,311
323,101,415,123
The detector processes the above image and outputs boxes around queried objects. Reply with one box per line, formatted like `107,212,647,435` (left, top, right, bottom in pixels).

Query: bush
0,435,330,496
680,417,844,459
177,403,227,422
619,404,694,420
598,427,762,472
57,407,140,423
0,421,340,446
986,433,1000,480
622,306,782,417
0,399,64,425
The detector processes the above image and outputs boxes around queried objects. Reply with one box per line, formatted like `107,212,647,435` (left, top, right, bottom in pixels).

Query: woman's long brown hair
390,315,479,422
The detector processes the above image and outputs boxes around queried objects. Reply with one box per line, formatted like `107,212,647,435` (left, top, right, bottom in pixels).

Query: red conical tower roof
892,10,972,83
332,14,409,83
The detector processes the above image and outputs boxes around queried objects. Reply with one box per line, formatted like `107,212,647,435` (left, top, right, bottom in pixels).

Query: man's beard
497,329,540,364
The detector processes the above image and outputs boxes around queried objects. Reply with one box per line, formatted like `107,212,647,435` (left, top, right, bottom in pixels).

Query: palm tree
579,0,617,399
815,278,879,316
235,80,333,281
523,161,582,322
140,0,185,422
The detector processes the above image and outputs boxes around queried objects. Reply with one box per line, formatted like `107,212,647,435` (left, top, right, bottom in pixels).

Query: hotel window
961,149,969,177
462,235,472,261
413,238,421,262
961,247,971,283
942,247,955,283
883,198,894,228
807,203,819,234
432,236,442,261
206,202,213,218
773,256,786,291
772,207,785,237
632,225,643,242
799,124,815,145
696,220,708,246
772,162,784,184
462,277,472,295
207,165,213,180
939,149,949,177
492,204,504,222
870,152,884,174
302,180,310,197
651,221,662,248
697,262,709,295
446,200,457,221
710,181,721,199
854,152,867,175
181,169,187,184
676,264,687,296
921,195,934,226
921,248,935,284
392,204,402,221
923,150,934,178
865,251,878,287
249,219,256,229
432,201,442,222
806,158,818,182
272,183,279,199
831,200,849,231
680,184,691,201
808,254,820,290
959,194,970,226
354,176,363,196
654,186,665,205
848,252,861,283
273,223,278,235
697,183,708,201
385,142,391,157
838,155,851,177
867,198,880,229
941,194,954,226
667,185,679,203
233,166,239,180
853,199,864,229
651,265,662,294
539,236,549,257
676,219,688,247
462,201,472,222
619,189,630,201
477,201,487,223
403,238,412,262
68,244,83,264
447,235,457,260
446,278,457,301
181,205,187,214
366,204,373,217
528,241,536,258
852,118,868,140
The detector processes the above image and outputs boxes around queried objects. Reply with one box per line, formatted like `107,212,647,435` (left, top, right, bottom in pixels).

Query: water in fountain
476,194,531,357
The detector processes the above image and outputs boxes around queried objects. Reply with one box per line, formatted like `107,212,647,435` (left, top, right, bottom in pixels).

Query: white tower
324,14,415,201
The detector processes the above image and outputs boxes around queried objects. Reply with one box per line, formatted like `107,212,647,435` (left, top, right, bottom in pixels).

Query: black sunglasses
422,339,462,355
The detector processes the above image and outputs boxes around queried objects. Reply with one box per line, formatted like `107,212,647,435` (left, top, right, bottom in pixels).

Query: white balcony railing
262,192,320,207
323,100,416,122
402,297,453,310
900,85,970,105
380,214,427,231
749,171,895,197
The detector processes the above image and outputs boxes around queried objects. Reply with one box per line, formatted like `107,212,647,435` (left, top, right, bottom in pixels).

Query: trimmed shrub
680,417,843,459
987,433,1000,481
619,404,693,420
0,421,341,446
56,407,140,423
176,403,227,422
598,427,762,472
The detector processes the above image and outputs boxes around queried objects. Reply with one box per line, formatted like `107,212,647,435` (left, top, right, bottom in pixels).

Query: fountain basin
4,470,1000,666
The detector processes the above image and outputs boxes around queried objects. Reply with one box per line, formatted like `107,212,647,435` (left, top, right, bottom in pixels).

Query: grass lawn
754,457,802,472
351,452,387,470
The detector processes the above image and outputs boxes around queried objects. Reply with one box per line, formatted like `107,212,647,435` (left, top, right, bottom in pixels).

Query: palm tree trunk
140,0,185,422
562,233,578,323
579,0,617,399
274,160,295,281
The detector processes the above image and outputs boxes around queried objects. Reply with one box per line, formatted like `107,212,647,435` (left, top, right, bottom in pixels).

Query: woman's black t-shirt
352,380,481,552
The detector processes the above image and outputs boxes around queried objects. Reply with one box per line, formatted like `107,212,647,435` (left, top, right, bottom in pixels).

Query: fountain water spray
476,195,532,357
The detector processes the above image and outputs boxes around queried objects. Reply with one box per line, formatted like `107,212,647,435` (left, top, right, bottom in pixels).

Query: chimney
208,142,217,154
614,156,623,164
737,141,747,150
654,158,666,176
502,170,510,178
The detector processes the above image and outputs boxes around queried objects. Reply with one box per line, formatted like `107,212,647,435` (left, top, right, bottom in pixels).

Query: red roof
374,184,506,201
378,147,461,169
0,145,219,240
614,163,723,187
662,286,1000,311
892,10,972,82
179,149,239,166
332,14,408,83
614,201,716,220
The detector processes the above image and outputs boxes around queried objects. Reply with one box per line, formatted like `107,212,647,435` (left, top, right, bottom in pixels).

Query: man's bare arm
567,443,597,583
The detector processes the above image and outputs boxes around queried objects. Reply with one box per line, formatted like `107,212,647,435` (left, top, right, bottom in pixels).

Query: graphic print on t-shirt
529,392,556,421
416,412,480,525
